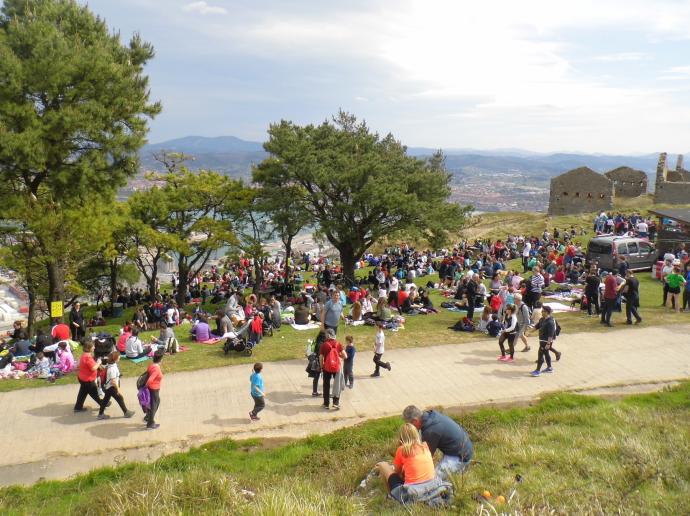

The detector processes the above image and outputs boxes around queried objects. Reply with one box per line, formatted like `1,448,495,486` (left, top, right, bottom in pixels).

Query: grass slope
1,382,688,515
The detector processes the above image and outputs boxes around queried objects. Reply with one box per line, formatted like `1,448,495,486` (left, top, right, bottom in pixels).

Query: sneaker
387,363,392,371
520,347,531,352
311,392,320,397
543,367,554,373
370,372,380,377
555,351,562,361
530,370,541,377
124,410,135,418
97,414,110,420
73,407,88,413
322,404,330,410
347,384,353,389
498,355,507,361
253,415,261,420
504,357,514,362
332,405,340,411
146,423,160,430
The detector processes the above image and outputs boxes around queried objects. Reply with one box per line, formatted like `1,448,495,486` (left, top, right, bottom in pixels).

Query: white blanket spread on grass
543,302,578,312
290,322,321,331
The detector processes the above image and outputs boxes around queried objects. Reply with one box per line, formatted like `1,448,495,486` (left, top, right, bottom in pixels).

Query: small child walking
249,362,265,421
371,322,391,377
344,335,356,388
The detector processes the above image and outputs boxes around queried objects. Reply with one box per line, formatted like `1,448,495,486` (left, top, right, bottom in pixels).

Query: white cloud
182,1,227,16
593,52,651,62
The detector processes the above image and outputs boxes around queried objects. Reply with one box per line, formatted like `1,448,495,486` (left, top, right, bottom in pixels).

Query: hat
672,259,681,266
325,328,336,339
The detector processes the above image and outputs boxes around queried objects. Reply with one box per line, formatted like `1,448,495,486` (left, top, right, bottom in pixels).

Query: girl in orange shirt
376,423,436,503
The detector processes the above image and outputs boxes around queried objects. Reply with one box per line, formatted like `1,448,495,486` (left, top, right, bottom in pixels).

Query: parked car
586,236,656,271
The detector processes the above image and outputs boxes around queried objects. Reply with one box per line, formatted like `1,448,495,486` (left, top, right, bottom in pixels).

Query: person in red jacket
73,341,104,412
51,318,71,343
145,350,164,429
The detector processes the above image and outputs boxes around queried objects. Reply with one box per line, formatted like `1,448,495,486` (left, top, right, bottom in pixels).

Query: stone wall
655,152,690,204
604,167,647,197
548,167,614,216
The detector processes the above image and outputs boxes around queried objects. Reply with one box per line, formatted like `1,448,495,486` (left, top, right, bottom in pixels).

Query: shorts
668,286,681,294
516,324,526,338
388,473,405,502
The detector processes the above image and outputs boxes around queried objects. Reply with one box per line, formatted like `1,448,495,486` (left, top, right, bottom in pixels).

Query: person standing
319,329,346,410
664,266,686,313
145,350,164,430
514,294,531,352
600,272,620,327
73,341,104,412
344,335,356,389
97,352,135,420
249,362,265,421
497,304,517,362
465,275,479,321
584,268,601,317
321,289,344,335
522,241,531,273
371,322,391,377
531,305,556,377
623,269,642,324
69,302,85,341
527,266,545,310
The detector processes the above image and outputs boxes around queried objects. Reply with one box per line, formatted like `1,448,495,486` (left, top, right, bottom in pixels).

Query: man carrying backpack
531,305,557,377
319,328,346,410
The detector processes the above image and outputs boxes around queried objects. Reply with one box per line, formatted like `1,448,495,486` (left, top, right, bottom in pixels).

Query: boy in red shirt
145,350,164,429
73,341,104,412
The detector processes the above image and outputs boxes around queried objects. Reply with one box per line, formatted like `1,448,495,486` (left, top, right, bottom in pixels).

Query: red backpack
322,340,341,373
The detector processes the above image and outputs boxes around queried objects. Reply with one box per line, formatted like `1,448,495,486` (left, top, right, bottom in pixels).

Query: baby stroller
262,317,274,337
223,320,254,356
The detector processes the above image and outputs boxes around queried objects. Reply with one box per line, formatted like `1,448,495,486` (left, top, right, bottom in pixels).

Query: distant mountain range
139,135,680,181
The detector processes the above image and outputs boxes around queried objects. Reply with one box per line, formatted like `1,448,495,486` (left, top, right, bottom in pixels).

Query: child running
344,335,356,388
371,321,391,377
249,362,265,421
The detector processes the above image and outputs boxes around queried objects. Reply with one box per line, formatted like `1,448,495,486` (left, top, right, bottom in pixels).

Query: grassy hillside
2,382,688,515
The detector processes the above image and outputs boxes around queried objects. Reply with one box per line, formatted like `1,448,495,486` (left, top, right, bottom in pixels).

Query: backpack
555,320,562,337
136,370,149,390
323,341,341,373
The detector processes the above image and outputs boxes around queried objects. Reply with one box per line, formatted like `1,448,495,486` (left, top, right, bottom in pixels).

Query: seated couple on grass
375,406,473,507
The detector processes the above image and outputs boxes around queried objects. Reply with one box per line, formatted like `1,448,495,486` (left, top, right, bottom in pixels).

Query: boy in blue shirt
344,335,356,388
249,362,265,421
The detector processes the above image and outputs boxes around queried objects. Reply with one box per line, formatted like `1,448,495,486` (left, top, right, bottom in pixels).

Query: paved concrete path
1,324,689,485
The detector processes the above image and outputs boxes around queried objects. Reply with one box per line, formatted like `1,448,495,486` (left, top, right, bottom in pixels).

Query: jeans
99,387,129,415
684,289,690,310
322,371,339,407
586,291,600,315
536,340,552,371
146,389,160,427
373,353,389,375
251,395,265,417
74,379,103,411
498,333,515,358
344,361,354,387
435,454,471,480
312,372,321,394
601,298,616,324
626,302,641,323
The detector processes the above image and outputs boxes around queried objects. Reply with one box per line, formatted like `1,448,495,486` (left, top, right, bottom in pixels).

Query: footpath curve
1,324,688,486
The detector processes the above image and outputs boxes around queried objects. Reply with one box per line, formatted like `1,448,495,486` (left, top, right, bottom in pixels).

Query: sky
81,0,690,154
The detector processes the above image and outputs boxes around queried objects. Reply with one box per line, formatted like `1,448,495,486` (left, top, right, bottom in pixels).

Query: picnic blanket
197,337,222,345
129,356,151,364
543,302,577,313
290,322,320,331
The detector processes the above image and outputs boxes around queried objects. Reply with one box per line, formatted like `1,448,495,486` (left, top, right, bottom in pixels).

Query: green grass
1,382,688,514
2,241,687,394
2,196,688,393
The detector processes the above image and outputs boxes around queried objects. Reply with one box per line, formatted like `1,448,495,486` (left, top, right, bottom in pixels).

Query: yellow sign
50,301,63,318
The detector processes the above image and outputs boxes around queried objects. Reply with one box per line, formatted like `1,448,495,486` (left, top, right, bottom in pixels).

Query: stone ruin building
548,166,614,216
655,153,690,204
604,166,647,197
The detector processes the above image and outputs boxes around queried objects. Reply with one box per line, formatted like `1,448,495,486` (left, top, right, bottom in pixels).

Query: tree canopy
254,111,468,282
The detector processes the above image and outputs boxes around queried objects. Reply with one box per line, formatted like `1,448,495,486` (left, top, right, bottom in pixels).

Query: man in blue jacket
403,405,473,479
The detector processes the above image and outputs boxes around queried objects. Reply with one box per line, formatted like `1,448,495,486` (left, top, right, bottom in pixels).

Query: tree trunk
284,234,294,279
109,258,118,308
26,272,37,338
176,260,189,307
47,260,65,303
252,258,264,295
338,242,357,287
148,261,159,300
